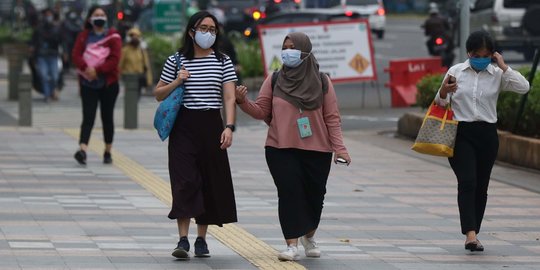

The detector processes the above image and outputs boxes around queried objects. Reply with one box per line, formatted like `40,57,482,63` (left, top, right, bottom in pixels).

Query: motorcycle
426,34,455,68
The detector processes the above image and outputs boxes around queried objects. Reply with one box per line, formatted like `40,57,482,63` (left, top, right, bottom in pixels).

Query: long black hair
466,30,495,54
178,11,224,61
84,5,105,30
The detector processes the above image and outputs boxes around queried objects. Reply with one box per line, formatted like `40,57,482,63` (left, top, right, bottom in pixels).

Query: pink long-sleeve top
238,75,348,154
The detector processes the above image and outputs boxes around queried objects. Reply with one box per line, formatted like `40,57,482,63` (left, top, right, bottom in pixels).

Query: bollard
7,50,24,101
122,74,139,129
18,73,32,126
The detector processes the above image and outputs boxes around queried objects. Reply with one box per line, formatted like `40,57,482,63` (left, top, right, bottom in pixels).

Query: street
333,16,535,130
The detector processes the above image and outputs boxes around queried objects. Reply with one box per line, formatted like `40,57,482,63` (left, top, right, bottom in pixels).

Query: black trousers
167,108,237,226
79,82,119,145
265,147,332,239
448,122,498,235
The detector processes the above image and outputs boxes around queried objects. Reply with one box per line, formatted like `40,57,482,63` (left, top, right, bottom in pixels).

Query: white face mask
281,49,304,68
194,31,216,49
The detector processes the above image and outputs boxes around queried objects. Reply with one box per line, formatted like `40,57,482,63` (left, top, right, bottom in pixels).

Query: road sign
153,0,183,33
258,19,377,83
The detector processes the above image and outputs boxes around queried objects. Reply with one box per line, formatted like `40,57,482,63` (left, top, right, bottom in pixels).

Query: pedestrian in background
153,11,238,260
207,0,242,83
235,32,351,261
435,30,529,252
218,24,241,83
62,9,84,71
119,27,153,98
72,5,122,165
30,8,62,102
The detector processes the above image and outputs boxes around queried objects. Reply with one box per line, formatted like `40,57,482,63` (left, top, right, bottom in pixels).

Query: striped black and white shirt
159,52,237,109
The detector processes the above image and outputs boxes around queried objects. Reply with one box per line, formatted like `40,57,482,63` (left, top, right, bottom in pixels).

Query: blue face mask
469,57,491,71
281,49,303,68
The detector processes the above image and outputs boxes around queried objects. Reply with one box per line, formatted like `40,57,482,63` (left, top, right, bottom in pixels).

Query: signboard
258,19,377,83
153,0,183,33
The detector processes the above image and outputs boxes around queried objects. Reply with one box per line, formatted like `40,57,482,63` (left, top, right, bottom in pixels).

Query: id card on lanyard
296,108,312,138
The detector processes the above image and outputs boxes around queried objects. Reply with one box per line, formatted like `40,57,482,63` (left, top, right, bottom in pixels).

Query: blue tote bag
153,54,185,141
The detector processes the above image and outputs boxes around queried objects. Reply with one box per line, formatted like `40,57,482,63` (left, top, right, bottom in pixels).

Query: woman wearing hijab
235,32,351,261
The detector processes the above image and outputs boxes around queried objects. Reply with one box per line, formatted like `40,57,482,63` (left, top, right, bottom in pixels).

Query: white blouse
435,60,530,123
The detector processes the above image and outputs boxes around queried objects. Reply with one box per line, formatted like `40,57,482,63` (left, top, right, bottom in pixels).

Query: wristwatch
225,124,235,132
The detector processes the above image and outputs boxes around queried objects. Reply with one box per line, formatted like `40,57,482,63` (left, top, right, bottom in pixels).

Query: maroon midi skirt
167,107,237,226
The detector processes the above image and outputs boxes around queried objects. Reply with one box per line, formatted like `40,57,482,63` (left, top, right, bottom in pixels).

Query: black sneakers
194,237,210,258
75,150,112,165
171,236,210,259
172,236,190,260
103,151,112,164
74,150,86,165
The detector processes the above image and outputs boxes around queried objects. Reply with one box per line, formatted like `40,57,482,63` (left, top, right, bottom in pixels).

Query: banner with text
258,19,377,83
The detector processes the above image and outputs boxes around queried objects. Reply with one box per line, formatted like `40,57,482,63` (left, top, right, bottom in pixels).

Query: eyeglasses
194,25,217,35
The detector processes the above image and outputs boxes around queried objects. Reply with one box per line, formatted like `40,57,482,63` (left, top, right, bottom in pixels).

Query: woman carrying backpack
235,32,351,261
72,5,122,165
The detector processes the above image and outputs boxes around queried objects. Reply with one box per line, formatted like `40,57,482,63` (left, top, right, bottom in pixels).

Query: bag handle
173,53,182,72
424,92,454,131
440,93,454,130
420,102,434,128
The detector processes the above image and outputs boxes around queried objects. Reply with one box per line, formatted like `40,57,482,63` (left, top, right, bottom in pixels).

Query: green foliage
233,39,263,78
497,68,540,137
144,33,181,83
415,73,444,109
0,25,32,46
0,26,10,44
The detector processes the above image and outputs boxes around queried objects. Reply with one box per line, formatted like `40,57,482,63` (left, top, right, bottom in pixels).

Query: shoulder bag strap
173,53,182,72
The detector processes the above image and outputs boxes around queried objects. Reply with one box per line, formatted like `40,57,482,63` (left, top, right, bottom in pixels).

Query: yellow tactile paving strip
64,128,305,270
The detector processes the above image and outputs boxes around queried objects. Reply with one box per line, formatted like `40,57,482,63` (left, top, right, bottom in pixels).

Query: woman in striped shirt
153,11,238,260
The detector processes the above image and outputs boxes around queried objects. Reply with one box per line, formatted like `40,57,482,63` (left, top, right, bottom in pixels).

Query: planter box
397,111,425,139
498,131,540,170
398,112,540,171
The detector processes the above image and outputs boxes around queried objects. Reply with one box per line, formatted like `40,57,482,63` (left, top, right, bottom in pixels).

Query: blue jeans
36,56,59,98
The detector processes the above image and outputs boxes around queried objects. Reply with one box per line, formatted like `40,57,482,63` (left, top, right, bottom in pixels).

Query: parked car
243,8,362,39
469,0,536,60
215,0,300,34
330,0,386,39
263,0,300,16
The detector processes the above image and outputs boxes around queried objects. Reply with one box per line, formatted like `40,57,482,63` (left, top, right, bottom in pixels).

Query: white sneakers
278,245,300,261
300,236,321,257
278,236,321,261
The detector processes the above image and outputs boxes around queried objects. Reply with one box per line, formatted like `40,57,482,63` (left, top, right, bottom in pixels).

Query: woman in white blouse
435,30,529,252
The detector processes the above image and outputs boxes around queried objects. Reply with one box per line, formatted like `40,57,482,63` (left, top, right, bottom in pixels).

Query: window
346,0,380,5
503,0,532,8
473,0,495,11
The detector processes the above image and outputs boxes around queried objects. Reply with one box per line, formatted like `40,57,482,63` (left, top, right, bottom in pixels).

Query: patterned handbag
411,100,458,157
153,54,184,141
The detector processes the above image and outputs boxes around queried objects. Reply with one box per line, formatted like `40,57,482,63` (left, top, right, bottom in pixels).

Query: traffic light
116,11,124,20
252,10,262,20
